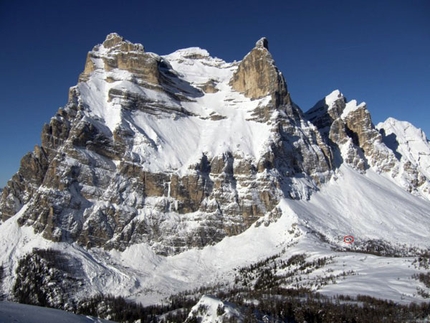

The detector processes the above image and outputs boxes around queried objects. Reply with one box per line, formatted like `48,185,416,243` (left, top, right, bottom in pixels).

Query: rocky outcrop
230,37,291,116
307,92,387,171
342,104,396,172
79,33,202,104
0,146,50,222
79,33,152,83
230,37,284,100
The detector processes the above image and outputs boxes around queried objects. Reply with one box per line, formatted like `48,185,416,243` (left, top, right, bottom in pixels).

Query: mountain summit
0,34,429,313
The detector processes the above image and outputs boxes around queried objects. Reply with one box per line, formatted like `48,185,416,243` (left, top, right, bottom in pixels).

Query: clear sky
0,0,429,188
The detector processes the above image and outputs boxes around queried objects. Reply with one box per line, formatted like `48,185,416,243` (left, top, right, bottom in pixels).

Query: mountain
0,33,429,321
0,33,334,254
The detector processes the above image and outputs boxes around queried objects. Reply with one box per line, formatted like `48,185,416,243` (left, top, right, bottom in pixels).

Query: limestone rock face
78,33,156,85
78,33,195,103
343,104,396,172
230,38,290,108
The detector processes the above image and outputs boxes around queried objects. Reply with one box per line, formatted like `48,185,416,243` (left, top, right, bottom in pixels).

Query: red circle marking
344,235,354,244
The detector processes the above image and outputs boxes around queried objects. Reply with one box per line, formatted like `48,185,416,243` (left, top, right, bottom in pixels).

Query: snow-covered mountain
0,33,429,321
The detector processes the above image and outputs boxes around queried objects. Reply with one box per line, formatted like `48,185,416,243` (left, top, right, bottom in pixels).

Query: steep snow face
77,40,272,173
287,165,430,246
163,47,233,90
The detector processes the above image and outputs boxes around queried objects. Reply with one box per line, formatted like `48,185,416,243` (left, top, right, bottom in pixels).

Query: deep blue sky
0,0,429,187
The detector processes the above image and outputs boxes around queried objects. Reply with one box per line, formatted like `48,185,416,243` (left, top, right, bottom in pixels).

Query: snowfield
0,301,115,323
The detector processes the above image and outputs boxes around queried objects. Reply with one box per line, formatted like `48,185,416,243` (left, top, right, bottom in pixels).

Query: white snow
124,103,271,175
287,165,430,245
341,99,366,118
373,117,430,200
325,89,343,107
0,301,114,323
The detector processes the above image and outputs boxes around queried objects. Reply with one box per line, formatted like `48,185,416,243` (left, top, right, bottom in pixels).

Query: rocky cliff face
0,34,428,256
230,38,290,106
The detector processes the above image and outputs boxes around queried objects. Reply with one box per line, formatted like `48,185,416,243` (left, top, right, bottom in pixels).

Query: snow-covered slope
76,43,270,173
0,33,429,319
0,301,114,323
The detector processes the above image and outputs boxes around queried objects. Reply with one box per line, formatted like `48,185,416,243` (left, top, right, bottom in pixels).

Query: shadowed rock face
0,146,50,221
